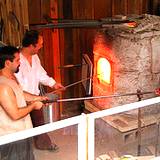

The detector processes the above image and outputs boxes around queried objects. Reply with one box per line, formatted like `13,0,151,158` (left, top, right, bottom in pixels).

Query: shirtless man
0,46,46,160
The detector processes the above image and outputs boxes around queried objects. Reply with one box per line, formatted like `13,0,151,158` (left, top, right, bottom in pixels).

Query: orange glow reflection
97,58,111,84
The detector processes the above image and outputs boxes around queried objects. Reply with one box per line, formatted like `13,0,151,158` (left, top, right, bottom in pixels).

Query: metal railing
0,96,160,160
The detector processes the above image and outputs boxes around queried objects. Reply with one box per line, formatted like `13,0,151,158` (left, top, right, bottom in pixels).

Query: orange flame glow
97,58,111,84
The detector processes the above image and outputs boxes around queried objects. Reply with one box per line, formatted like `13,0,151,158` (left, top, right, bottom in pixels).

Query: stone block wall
93,15,160,113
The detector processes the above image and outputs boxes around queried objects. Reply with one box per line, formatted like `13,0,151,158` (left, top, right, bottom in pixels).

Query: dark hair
0,46,19,69
22,30,40,47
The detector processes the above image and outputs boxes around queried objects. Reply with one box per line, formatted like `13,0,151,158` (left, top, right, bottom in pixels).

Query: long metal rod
58,64,83,69
30,15,143,29
42,91,154,103
137,90,142,156
155,118,160,156
58,91,154,102
30,20,133,29
51,72,110,94
51,76,93,94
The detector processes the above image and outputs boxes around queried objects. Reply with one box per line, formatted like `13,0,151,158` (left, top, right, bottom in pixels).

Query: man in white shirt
15,30,64,151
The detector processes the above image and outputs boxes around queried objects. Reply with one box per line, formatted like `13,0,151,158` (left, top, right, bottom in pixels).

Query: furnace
83,15,160,158
86,14,160,115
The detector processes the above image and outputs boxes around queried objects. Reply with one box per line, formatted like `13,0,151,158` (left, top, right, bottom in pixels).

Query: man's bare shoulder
0,84,13,94
0,84,15,105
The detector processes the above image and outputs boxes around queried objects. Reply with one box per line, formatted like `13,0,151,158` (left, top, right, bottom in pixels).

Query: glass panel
95,104,160,159
35,125,78,160
0,125,78,160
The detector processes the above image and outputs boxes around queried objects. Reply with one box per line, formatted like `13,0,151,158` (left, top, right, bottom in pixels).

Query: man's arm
23,91,48,102
38,65,56,87
34,55,56,87
36,55,65,91
0,84,43,121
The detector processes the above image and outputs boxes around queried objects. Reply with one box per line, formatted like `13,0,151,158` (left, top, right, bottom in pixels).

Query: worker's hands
28,96,49,109
155,88,160,95
53,82,65,91
45,93,59,102
34,95,48,102
31,101,44,110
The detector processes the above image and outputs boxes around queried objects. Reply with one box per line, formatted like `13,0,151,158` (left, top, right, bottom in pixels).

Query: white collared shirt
15,53,56,95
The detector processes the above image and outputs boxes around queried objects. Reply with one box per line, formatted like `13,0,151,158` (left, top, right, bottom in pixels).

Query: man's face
31,35,43,55
11,52,20,73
